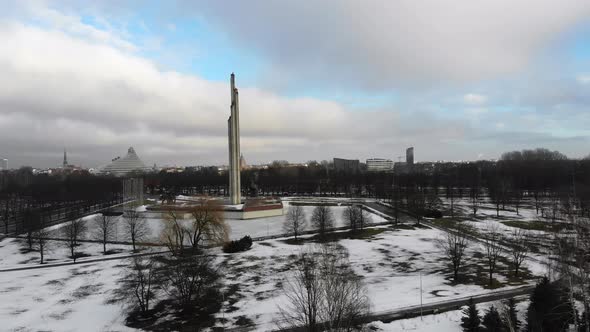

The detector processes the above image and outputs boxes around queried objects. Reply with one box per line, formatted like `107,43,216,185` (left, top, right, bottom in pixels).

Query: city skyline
1,1,590,168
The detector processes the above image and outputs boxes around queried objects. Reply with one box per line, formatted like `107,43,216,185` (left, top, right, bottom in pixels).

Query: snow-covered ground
0,259,133,331
0,237,146,268
211,225,543,330
0,197,544,331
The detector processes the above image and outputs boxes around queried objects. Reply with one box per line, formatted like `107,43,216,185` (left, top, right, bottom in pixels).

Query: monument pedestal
222,198,283,220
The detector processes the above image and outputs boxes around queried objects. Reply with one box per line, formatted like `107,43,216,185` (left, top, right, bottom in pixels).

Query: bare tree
284,205,307,240
436,223,471,281
278,249,322,331
93,214,117,254
356,205,371,231
343,205,361,232
120,256,158,314
470,187,480,217
123,209,148,252
510,228,529,277
158,254,221,310
512,189,524,216
279,244,370,331
311,205,334,238
61,217,87,262
554,216,590,332
482,224,504,287
161,209,186,255
343,205,371,233
318,244,371,331
23,209,38,250
32,214,50,264
186,200,229,249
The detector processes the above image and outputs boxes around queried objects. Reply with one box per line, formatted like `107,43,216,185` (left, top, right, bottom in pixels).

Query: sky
1,0,590,168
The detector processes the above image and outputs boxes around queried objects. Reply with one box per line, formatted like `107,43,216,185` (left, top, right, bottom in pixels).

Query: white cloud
463,93,488,105
577,74,590,84
1,2,589,167
188,0,590,89
0,21,473,167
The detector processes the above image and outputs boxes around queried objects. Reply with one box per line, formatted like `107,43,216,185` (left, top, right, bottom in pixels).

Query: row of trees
437,223,529,286
1,170,124,235
283,205,372,241
26,208,148,264
461,278,582,332
144,148,589,198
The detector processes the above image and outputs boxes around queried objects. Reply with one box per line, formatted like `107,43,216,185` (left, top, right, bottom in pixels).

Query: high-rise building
406,147,414,165
0,158,7,170
333,158,360,173
366,158,393,172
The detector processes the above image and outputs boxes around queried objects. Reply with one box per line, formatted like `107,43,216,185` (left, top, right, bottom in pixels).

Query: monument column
228,73,241,205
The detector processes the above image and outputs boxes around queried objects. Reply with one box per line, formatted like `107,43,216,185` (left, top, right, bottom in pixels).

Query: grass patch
234,315,254,326
501,220,571,232
282,228,387,245
431,218,462,228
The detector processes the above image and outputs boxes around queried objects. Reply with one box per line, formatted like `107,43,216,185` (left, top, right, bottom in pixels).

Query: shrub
223,236,253,253
424,209,443,219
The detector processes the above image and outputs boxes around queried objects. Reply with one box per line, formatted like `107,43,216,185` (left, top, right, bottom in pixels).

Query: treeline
0,169,123,234
146,148,590,219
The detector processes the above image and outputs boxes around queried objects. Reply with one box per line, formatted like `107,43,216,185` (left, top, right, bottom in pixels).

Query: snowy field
0,198,545,331
0,237,148,269
210,225,543,330
0,259,133,331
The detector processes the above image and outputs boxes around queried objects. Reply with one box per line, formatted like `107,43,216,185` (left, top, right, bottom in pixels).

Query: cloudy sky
1,0,590,168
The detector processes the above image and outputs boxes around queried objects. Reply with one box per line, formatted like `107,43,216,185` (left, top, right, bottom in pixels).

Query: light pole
420,271,423,321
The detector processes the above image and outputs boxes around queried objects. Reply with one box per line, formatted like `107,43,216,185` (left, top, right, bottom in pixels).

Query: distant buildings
406,147,414,165
0,158,7,170
101,147,151,176
366,158,393,172
63,149,68,168
394,147,415,174
240,154,248,170
333,158,360,173
57,149,83,173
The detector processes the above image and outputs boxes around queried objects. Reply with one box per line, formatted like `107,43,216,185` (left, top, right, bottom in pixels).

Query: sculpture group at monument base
146,196,284,220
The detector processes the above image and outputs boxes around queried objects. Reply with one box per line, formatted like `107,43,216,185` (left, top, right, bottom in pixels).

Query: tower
63,148,68,168
406,147,414,165
228,73,241,205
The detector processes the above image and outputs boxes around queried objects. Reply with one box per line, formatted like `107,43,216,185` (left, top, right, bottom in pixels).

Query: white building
101,147,151,176
0,159,7,170
366,158,393,172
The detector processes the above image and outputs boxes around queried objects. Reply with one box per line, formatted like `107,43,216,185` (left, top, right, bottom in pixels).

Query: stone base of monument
146,197,283,220
222,198,284,220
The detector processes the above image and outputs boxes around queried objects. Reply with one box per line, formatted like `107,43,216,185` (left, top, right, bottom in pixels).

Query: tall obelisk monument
228,73,241,205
